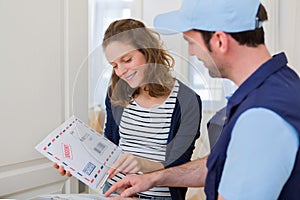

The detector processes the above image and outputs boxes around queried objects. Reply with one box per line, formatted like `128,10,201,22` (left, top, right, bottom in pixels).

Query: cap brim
154,10,193,35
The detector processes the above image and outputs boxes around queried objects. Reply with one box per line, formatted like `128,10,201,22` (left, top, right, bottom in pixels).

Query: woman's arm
105,92,164,177
163,82,202,168
107,152,164,178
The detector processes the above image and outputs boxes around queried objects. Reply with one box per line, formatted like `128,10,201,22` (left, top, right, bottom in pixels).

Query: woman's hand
107,152,142,178
107,152,164,178
53,163,72,177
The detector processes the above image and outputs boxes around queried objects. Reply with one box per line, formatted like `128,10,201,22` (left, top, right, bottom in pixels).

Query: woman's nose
115,65,128,77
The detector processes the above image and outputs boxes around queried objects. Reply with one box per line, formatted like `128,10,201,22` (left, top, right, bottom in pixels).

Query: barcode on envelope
83,162,96,175
94,141,106,154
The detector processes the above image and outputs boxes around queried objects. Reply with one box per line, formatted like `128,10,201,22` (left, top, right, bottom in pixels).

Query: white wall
0,0,88,199
262,0,300,74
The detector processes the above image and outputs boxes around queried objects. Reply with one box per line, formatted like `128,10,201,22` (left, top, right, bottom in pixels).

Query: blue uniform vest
205,53,300,200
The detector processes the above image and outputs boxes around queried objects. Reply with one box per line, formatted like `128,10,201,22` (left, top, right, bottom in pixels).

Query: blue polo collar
226,52,288,118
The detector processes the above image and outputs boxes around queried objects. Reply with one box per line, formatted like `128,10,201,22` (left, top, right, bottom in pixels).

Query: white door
0,0,88,199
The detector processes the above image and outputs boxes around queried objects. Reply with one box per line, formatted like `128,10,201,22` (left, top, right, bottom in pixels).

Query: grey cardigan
104,80,202,200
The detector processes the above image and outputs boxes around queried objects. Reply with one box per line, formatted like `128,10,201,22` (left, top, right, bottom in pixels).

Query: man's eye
112,65,117,69
124,58,132,63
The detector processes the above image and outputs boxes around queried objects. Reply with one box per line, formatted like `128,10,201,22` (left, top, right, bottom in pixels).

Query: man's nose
188,45,194,56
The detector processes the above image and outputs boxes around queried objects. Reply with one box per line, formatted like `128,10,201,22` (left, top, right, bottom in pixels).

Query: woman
55,19,201,200
102,19,202,200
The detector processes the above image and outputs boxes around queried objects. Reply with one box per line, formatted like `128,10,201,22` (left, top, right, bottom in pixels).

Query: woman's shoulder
176,79,200,97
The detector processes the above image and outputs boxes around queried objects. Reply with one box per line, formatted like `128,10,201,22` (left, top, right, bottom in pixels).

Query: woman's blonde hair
102,19,175,107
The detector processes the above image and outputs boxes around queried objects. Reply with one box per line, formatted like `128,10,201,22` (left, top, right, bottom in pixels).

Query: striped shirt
107,80,179,197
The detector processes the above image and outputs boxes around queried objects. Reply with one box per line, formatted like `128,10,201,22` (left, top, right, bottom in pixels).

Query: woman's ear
211,31,229,53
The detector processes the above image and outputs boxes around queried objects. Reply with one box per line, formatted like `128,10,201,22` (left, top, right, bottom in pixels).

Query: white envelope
34,193,113,200
35,115,122,191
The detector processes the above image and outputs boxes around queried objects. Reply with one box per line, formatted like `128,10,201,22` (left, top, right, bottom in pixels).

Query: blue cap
154,0,262,34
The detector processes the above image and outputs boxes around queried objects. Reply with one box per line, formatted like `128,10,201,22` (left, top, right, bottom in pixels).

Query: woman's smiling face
105,41,147,88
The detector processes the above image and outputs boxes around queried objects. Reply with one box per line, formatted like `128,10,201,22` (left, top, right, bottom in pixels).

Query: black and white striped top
107,80,179,197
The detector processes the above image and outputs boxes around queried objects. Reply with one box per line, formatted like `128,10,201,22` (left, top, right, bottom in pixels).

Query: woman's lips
124,71,137,81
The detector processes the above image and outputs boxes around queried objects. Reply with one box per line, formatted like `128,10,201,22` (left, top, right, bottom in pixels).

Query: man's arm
218,108,299,199
157,156,208,187
104,156,208,198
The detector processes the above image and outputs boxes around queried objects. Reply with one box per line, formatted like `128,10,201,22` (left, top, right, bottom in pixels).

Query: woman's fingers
53,162,72,177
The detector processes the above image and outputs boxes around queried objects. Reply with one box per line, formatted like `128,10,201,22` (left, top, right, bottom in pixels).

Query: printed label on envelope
62,143,73,160
35,115,122,191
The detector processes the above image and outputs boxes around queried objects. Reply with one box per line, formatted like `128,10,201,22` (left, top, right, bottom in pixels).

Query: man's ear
211,31,229,53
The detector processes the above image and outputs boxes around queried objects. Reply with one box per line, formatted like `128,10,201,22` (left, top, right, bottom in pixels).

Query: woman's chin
126,79,142,88
127,82,139,89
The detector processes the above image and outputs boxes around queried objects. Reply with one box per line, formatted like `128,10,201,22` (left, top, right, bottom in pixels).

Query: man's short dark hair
196,4,268,51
